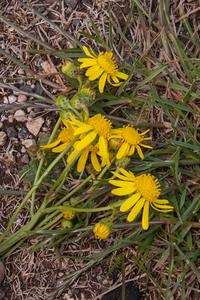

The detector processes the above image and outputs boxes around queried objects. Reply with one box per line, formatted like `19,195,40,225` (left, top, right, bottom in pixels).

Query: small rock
34,85,43,95
18,94,27,102
21,146,26,153
22,139,36,148
8,115,14,123
18,127,29,140
20,85,33,94
0,122,3,129
6,127,18,138
21,154,30,164
26,117,44,136
3,96,8,104
0,132,7,146
18,68,25,75
72,19,79,26
67,0,77,9
14,110,26,122
8,95,17,104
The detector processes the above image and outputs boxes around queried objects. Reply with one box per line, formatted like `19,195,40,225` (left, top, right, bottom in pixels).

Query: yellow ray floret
41,121,75,153
69,114,112,167
109,168,174,230
111,126,152,159
78,46,128,93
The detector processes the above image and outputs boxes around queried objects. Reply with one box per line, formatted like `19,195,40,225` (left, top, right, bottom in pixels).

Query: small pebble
22,139,36,148
18,94,27,102
14,110,26,122
0,122,3,129
8,95,17,104
6,126,18,138
21,146,26,153
18,127,29,140
20,85,33,94
34,85,43,95
21,154,30,164
26,117,44,136
3,96,8,104
18,68,25,75
0,132,7,146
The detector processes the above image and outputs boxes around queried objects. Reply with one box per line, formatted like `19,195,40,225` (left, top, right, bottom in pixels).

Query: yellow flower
78,46,128,93
65,114,112,166
67,143,101,173
109,168,174,230
111,125,152,159
93,219,113,239
41,121,75,153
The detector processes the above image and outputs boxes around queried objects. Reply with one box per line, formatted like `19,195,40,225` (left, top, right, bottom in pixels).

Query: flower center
121,126,143,145
88,114,112,139
135,174,161,202
94,224,110,239
86,145,99,152
58,128,72,144
97,52,118,75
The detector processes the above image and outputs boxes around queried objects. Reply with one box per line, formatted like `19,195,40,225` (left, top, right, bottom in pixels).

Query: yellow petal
128,145,135,156
99,136,108,160
88,68,104,80
41,139,60,149
86,64,101,76
77,149,89,172
52,142,69,153
136,145,144,159
74,124,93,135
75,131,97,151
127,198,145,222
116,142,130,159
139,143,153,149
111,186,136,196
142,201,149,230
109,180,135,188
66,121,75,140
91,151,101,172
82,46,96,58
111,171,135,181
155,199,170,204
78,58,97,69
111,75,119,84
115,71,128,80
150,203,173,212
120,193,140,212
67,149,78,163
119,168,135,179
152,203,174,210
99,72,107,93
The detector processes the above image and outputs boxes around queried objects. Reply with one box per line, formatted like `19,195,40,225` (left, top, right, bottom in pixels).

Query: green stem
0,136,79,244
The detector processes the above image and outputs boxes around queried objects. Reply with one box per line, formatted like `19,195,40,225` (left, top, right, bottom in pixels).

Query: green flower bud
115,156,131,168
59,110,72,120
56,95,70,110
62,61,80,78
61,219,73,229
70,88,95,110
27,144,43,160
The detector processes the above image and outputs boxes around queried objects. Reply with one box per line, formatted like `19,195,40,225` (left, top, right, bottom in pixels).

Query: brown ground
0,0,200,299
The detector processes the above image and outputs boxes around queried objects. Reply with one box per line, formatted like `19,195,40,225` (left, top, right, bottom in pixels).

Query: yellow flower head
67,143,102,173
109,168,174,230
78,46,128,93
62,208,76,220
67,114,112,166
41,121,75,153
93,219,113,239
111,125,152,159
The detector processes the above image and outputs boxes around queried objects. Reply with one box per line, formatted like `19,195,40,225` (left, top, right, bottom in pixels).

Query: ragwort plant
1,0,200,299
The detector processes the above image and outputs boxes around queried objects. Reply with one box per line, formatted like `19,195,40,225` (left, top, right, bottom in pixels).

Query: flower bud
59,109,72,120
61,219,73,229
62,207,76,220
70,88,95,110
27,144,43,159
115,156,131,168
108,138,123,151
56,95,70,110
93,218,113,239
62,61,80,78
